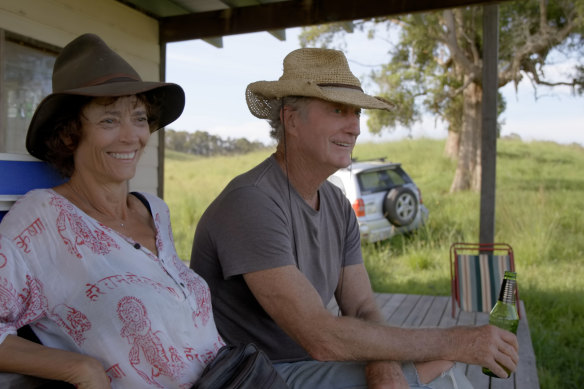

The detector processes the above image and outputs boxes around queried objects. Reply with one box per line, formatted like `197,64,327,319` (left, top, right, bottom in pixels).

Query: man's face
291,98,361,174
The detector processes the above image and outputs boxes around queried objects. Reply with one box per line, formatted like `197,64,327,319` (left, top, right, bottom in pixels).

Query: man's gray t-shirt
190,155,363,362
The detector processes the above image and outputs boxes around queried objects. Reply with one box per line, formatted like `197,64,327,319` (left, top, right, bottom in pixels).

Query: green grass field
164,139,584,388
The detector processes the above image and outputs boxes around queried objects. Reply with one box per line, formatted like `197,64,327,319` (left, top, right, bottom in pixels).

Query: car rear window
357,168,411,194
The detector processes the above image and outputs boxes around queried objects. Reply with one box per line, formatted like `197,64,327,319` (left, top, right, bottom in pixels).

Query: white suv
328,159,429,243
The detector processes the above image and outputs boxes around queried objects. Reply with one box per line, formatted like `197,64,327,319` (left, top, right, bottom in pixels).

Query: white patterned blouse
0,189,223,388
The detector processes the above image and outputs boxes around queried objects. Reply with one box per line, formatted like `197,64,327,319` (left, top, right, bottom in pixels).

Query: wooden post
158,41,167,199
480,4,499,244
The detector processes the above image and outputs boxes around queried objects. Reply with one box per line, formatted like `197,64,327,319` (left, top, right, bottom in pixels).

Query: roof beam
159,0,500,43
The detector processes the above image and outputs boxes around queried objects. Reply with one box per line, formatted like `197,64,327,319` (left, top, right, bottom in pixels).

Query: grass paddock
165,139,584,388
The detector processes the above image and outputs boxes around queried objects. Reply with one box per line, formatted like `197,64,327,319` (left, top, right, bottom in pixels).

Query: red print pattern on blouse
50,194,120,259
171,256,211,328
117,296,186,388
0,274,47,328
12,218,45,254
49,304,92,346
105,363,127,383
154,213,164,252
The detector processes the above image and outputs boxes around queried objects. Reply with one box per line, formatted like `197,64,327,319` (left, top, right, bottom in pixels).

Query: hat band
318,83,363,92
81,73,141,88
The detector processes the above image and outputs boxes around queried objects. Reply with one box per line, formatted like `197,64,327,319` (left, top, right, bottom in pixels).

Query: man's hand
454,324,519,378
365,360,408,389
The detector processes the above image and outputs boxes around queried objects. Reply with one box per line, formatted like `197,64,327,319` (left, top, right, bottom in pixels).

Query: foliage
165,128,269,156
165,139,584,388
299,1,584,192
300,1,584,135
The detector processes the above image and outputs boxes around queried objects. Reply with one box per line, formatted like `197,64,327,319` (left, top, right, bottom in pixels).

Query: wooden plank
421,296,449,327
514,301,540,389
374,293,539,388
386,294,421,326
336,293,539,389
159,0,510,43
479,3,499,244
438,298,459,328
382,293,408,322
490,374,516,389
374,292,395,312
402,295,435,327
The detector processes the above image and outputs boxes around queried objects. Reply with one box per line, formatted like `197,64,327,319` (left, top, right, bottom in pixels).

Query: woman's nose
119,119,141,141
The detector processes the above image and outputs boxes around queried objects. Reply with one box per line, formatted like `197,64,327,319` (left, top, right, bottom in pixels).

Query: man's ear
281,105,299,137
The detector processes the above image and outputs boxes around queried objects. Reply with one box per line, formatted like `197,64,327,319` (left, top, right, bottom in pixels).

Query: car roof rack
351,157,387,163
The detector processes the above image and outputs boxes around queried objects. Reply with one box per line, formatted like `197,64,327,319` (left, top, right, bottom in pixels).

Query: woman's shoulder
20,187,54,199
0,188,56,231
5,188,55,214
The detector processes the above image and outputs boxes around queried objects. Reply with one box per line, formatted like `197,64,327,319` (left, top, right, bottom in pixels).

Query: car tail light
417,187,424,204
352,198,365,217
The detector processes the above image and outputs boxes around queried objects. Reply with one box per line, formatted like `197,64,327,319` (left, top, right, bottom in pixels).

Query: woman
0,34,223,388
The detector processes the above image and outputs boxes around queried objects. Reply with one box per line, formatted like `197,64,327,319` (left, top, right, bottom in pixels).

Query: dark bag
192,343,289,389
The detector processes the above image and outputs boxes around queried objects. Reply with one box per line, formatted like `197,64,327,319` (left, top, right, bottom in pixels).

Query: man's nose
348,113,360,136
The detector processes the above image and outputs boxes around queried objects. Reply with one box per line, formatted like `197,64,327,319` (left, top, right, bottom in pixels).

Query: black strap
130,191,152,216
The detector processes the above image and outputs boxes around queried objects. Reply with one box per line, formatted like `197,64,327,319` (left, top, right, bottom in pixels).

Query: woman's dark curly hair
43,92,163,178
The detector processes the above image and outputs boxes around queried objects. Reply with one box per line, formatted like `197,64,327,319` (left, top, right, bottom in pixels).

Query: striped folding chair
449,242,520,318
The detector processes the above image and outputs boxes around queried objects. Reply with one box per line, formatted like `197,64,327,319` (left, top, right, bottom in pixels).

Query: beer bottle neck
499,279,516,304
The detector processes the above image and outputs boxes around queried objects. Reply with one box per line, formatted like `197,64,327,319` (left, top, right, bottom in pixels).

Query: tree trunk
444,130,460,160
449,80,482,193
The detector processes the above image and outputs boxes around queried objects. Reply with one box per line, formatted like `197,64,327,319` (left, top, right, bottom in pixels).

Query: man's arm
334,262,383,321
335,263,408,388
243,264,519,378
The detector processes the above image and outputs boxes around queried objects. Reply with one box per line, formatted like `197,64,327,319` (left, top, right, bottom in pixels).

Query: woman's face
72,96,150,184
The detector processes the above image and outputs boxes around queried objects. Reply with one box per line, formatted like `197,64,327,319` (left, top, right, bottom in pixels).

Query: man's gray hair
267,96,311,143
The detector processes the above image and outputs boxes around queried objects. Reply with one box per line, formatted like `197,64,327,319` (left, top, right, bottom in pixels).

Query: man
190,48,518,388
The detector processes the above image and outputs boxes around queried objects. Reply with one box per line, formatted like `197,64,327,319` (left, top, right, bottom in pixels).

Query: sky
165,27,583,147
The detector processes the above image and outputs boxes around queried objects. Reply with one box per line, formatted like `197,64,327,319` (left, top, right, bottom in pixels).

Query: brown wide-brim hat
246,47,395,119
26,33,185,161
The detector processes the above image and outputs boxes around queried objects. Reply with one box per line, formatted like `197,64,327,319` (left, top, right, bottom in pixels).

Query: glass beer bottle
482,271,519,378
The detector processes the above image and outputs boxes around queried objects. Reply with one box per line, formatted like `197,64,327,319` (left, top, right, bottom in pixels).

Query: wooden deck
2,292,539,389
368,293,540,389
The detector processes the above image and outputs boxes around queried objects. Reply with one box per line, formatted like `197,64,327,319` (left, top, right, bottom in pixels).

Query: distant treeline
165,129,269,156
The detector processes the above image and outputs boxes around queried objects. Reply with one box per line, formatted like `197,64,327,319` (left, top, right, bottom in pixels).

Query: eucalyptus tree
301,0,584,191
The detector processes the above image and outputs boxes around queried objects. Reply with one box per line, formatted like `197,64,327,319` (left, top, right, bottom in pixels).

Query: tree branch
449,76,476,98
441,10,481,82
499,2,579,88
455,8,481,64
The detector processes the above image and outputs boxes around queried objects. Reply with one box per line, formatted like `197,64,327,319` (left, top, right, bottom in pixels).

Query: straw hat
26,33,185,161
246,47,394,119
